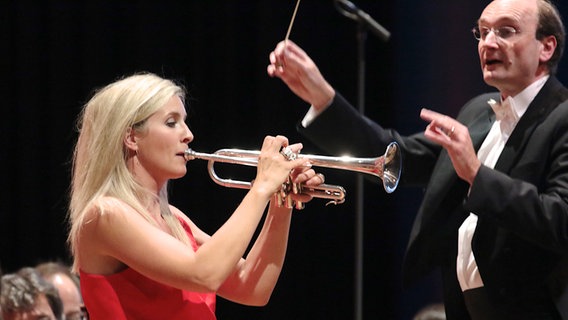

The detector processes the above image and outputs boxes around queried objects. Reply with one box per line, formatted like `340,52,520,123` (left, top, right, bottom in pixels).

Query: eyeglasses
472,26,520,41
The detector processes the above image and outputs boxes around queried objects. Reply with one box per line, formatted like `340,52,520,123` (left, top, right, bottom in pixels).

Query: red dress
80,218,216,320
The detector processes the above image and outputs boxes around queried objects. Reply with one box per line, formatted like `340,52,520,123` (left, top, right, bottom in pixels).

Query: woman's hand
252,136,310,198
289,157,326,204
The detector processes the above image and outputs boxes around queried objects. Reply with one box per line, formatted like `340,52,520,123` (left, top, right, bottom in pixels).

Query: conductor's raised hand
267,40,335,111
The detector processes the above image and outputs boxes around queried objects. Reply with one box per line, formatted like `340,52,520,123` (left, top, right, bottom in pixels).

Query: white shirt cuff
301,105,324,128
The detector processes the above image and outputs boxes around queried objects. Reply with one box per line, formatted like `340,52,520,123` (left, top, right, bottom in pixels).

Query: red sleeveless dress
80,218,216,320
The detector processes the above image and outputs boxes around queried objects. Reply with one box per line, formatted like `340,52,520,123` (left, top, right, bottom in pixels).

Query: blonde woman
68,73,322,319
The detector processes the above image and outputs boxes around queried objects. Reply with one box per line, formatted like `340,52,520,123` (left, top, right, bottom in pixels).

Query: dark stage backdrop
2,1,568,319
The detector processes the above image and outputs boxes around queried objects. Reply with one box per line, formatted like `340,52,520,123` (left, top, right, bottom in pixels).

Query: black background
2,1,568,319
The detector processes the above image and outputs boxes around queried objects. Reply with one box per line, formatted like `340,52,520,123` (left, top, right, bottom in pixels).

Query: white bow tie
488,97,519,135
488,97,518,122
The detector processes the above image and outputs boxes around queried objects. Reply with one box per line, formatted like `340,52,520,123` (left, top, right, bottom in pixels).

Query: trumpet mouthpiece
184,149,196,161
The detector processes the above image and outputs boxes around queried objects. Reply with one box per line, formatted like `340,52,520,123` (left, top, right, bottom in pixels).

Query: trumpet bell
382,142,401,193
290,141,401,193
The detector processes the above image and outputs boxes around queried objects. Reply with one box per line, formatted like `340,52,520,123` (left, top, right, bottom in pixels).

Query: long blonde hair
68,73,191,269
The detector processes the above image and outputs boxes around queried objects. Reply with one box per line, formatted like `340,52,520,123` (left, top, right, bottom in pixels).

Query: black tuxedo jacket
298,76,568,319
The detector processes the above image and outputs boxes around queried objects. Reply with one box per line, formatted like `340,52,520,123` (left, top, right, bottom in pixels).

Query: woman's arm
216,201,292,306
216,165,323,305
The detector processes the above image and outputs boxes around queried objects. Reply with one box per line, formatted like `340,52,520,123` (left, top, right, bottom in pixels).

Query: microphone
334,0,390,42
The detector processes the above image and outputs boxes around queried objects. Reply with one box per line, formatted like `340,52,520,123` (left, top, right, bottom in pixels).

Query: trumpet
184,141,401,209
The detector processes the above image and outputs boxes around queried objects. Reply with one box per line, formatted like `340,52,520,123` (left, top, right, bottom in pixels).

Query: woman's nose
182,123,194,143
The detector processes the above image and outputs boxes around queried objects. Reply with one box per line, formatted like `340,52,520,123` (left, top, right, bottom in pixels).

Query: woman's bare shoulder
78,197,138,274
84,196,135,221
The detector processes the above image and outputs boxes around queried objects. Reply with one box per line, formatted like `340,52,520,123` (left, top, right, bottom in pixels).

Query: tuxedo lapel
469,103,496,151
493,107,539,173
495,77,568,173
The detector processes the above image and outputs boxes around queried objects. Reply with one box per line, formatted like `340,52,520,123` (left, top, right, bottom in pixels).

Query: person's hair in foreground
1,267,62,320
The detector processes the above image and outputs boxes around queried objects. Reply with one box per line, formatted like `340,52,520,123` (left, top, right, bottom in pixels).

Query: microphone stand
334,1,390,319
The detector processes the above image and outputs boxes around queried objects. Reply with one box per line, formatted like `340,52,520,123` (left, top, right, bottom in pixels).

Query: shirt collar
503,75,549,120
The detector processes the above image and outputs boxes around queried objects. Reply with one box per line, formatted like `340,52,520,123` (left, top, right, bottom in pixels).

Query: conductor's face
477,0,547,97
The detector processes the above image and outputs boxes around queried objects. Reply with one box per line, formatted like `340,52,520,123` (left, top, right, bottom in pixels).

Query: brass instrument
184,141,401,209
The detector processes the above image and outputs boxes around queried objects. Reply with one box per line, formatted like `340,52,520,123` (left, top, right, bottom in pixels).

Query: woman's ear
124,127,138,152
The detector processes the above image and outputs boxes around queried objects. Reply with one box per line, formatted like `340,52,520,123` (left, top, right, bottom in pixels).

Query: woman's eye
166,120,177,127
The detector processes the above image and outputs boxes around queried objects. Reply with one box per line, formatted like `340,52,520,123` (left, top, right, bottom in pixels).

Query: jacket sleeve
297,92,441,187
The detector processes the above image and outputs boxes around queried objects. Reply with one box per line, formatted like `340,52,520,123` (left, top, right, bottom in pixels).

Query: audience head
1,267,62,320
35,263,83,320
0,266,3,320
413,303,446,320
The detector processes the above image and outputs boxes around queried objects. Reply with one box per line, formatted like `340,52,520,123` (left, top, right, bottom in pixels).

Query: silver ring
448,126,455,138
280,146,297,161
317,173,325,183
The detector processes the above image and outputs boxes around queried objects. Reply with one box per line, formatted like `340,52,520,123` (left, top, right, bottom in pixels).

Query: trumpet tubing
184,142,401,209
